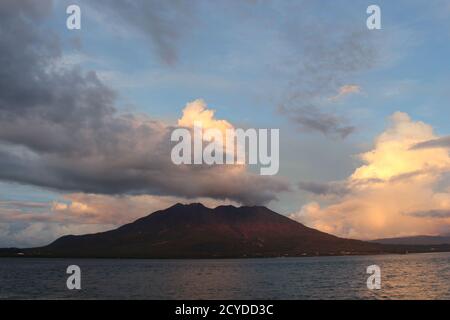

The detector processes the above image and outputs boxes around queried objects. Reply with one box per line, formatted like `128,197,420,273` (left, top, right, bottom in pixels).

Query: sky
2,0,450,247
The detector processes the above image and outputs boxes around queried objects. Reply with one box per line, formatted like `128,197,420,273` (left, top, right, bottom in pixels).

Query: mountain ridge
371,235,450,245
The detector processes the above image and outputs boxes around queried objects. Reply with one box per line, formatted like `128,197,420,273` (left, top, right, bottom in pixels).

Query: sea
0,252,449,300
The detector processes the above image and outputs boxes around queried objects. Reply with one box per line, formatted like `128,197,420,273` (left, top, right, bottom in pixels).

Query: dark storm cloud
0,0,289,205
86,0,195,65
411,136,450,150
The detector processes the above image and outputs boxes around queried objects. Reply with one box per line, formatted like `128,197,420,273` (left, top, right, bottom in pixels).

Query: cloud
0,0,289,205
411,136,450,150
178,99,233,132
0,221,111,248
406,209,450,219
0,201,49,210
298,181,350,197
279,105,355,139
86,0,196,65
290,112,450,239
330,85,361,101
278,17,379,138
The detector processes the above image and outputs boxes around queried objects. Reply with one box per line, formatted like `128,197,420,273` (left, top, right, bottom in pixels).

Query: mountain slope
3,203,450,258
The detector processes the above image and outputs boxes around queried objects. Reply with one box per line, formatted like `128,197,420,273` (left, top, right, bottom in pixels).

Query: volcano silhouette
2,203,450,258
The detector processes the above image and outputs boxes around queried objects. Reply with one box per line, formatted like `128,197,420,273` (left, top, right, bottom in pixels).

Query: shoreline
1,249,450,261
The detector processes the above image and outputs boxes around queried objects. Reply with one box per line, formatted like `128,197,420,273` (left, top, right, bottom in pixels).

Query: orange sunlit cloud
291,112,450,239
330,84,361,101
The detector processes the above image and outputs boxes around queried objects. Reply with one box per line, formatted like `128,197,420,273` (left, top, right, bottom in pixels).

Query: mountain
2,203,450,258
371,235,450,246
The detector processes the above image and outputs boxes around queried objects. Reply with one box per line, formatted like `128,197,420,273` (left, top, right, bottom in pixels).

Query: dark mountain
2,203,450,258
371,235,450,246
